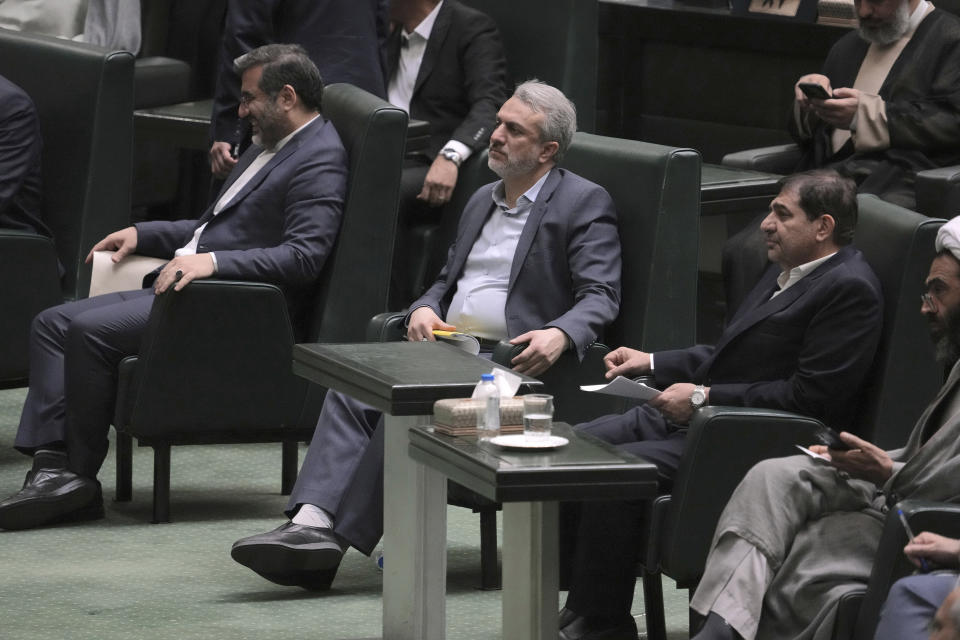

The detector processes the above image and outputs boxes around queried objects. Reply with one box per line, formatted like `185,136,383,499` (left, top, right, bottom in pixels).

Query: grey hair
511,79,577,163
234,43,323,111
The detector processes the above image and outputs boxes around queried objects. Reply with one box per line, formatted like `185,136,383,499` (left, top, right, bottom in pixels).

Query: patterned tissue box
432,396,524,436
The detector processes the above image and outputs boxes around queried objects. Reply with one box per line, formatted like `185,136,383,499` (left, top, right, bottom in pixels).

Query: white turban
936,216,960,262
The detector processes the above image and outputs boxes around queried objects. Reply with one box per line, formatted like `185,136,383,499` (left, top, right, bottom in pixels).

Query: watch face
691,390,705,406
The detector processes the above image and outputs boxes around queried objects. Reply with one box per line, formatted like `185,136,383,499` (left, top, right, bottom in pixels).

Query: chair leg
479,507,501,590
152,444,171,524
642,569,667,640
281,439,298,495
115,431,133,502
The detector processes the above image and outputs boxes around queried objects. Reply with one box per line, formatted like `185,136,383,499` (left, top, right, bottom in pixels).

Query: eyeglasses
921,292,939,311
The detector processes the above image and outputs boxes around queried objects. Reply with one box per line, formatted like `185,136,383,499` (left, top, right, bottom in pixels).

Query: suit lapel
209,117,322,222
508,169,561,290
413,1,452,96
385,25,402,78
447,195,496,285
709,249,849,360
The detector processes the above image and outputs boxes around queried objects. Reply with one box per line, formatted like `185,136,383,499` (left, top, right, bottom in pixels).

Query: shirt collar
490,169,552,213
907,0,931,34
404,0,443,43
776,251,837,292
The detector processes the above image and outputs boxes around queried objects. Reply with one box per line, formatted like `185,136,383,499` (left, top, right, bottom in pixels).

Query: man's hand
794,73,833,110
904,532,960,570
406,306,455,342
509,328,568,376
808,87,861,130
417,154,459,207
153,254,215,293
808,431,894,484
648,382,705,425
85,226,138,264
210,141,238,178
603,346,651,380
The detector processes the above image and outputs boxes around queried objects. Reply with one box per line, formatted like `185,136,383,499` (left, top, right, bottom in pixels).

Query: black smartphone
815,426,851,450
798,82,832,100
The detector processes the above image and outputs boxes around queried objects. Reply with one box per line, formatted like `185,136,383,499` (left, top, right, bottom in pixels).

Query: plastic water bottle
476,373,500,441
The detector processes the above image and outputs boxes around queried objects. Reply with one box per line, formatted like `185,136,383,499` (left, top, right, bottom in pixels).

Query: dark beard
931,305,960,366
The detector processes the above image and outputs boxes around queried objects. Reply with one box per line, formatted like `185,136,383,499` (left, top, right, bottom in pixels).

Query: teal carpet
0,388,690,639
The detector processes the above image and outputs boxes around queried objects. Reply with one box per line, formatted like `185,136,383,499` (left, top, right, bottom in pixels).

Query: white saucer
489,434,569,450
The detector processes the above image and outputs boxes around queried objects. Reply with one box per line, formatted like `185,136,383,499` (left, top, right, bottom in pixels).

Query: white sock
291,503,334,529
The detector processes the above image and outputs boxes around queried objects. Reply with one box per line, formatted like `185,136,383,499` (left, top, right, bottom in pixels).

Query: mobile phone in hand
815,426,852,450
799,82,832,100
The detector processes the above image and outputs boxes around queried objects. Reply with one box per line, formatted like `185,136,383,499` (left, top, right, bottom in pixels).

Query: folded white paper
89,250,166,297
471,367,522,399
580,376,660,401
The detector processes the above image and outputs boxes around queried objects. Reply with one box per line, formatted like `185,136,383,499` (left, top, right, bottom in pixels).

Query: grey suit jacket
410,167,622,358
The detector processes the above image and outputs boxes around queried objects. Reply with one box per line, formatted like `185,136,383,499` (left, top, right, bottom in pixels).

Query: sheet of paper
579,375,660,401
794,444,831,461
89,250,166,297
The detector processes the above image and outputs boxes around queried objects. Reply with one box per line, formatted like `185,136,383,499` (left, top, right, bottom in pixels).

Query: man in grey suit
0,44,347,531
230,80,623,590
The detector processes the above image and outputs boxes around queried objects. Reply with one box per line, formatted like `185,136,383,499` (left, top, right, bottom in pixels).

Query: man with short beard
689,218,960,640
790,0,960,209
228,80,622,591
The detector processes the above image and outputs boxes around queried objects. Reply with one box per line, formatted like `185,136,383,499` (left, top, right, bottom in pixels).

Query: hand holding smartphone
798,82,833,100
814,426,852,450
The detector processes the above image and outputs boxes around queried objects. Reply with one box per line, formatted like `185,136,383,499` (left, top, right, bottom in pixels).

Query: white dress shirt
386,1,471,161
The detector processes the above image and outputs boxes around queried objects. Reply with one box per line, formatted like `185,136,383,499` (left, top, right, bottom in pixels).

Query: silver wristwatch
439,147,463,168
690,385,707,409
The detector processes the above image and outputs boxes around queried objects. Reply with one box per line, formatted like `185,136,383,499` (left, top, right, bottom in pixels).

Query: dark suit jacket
135,115,346,322
210,0,387,145
790,9,960,208
654,246,883,430
0,74,48,238
409,167,622,359
385,0,509,157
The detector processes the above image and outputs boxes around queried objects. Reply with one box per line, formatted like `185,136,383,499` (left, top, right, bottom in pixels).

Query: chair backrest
0,28,134,300
563,133,702,352
851,195,944,448
459,0,598,132
294,83,407,429
304,83,408,343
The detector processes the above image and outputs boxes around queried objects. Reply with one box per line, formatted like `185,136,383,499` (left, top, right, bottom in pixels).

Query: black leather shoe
0,468,103,530
558,613,639,640
231,522,345,590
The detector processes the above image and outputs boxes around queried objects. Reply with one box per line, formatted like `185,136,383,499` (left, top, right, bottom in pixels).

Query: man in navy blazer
559,169,885,640
229,80,622,590
209,0,387,177
0,44,347,531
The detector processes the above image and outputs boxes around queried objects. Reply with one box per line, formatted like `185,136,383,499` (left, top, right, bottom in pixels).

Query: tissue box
432,396,525,436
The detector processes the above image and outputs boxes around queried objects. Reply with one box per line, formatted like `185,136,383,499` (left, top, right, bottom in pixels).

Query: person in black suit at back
208,0,389,178
385,0,510,304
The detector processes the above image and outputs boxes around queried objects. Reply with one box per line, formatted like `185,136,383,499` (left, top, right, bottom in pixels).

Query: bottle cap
481,373,495,382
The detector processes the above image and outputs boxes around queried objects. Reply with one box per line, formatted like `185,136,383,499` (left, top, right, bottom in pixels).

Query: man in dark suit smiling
559,169,885,640
0,44,346,532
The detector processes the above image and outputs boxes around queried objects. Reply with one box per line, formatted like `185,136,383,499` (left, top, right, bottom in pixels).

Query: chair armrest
405,118,431,155
652,406,824,582
120,279,305,438
366,311,407,342
133,57,191,109
915,165,960,218
721,144,802,174
851,500,960,640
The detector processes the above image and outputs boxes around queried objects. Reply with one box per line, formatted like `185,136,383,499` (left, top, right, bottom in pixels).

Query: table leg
382,414,447,639
502,500,559,640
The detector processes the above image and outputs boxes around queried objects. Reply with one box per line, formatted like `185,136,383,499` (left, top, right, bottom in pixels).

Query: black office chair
639,195,944,640
112,83,407,523
0,29,135,387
